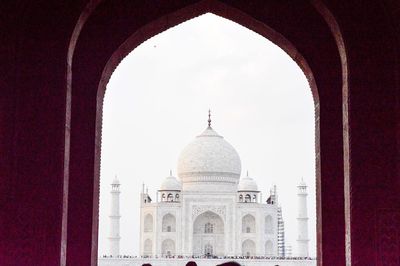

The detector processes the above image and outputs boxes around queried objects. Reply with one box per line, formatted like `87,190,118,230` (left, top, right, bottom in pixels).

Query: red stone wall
0,1,398,265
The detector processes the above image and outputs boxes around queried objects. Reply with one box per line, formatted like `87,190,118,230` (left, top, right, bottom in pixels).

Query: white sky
98,13,316,257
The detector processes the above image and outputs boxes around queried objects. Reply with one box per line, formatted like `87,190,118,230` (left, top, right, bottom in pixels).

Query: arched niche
244,194,251,203
242,239,256,257
167,193,174,202
162,213,176,232
265,215,273,234
144,214,153,233
143,239,152,256
242,214,256,233
192,211,224,256
265,240,274,256
193,211,224,235
161,239,175,256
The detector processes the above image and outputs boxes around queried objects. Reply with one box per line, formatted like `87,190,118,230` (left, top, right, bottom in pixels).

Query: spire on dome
298,178,307,187
170,169,172,176
208,109,212,128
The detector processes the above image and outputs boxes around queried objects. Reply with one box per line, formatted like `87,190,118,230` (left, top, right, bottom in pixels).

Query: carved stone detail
192,205,226,220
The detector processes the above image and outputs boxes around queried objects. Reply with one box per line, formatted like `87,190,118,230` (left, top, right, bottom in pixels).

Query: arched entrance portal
193,211,224,256
66,1,348,265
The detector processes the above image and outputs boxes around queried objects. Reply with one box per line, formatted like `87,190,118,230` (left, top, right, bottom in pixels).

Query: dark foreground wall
0,1,398,265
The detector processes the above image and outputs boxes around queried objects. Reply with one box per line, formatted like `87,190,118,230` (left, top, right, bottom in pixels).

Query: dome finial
208,109,212,128
170,169,172,176
112,175,119,184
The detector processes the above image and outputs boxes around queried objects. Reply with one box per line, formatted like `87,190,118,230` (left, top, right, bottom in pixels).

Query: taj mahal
100,113,315,266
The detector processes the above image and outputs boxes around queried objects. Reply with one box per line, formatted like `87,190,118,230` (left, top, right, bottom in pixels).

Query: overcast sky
98,13,316,257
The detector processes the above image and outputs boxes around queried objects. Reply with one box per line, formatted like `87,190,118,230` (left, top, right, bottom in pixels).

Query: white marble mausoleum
137,115,308,258
101,114,314,266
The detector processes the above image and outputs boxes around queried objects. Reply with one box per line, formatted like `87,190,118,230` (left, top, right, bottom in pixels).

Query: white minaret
296,178,309,257
109,176,121,257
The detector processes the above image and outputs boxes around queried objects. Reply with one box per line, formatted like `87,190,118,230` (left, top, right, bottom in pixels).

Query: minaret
109,176,121,257
296,179,309,257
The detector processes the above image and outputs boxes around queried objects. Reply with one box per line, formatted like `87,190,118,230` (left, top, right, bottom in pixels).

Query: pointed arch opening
144,214,153,233
161,239,175,257
162,213,176,232
265,240,274,256
242,214,256,234
193,211,224,256
66,1,348,265
242,239,256,257
265,215,273,234
143,239,152,256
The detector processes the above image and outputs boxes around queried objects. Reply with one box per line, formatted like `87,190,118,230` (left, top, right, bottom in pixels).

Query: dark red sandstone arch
0,1,399,266
68,1,344,265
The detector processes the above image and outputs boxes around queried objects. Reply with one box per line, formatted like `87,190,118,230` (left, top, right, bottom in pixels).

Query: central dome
177,125,241,192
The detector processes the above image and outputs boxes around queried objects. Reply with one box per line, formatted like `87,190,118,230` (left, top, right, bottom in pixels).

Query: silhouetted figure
186,261,197,266
217,262,241,266
142,264,152,266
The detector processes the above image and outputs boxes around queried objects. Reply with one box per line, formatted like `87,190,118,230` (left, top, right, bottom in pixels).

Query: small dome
298,178,307,187
160,173,182,191
238,173,258,191
112,176,120,185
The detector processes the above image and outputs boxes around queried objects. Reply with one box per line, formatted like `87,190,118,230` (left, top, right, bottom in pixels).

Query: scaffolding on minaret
208,109,212,128
277,205,286,257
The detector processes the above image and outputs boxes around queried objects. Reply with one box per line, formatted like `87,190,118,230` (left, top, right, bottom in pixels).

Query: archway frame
192,210,225,234
242,214,256,234
144,213,154,233
242,239,256,256
161,213,176,232
161,239,176,256
66,0,347,265
192,210,225,256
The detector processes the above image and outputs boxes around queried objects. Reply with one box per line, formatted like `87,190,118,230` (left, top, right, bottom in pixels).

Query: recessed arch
193,211,224,234
265,215,273,234
66,1,348,265
244,194,251,203
162,213,176,232
161,239,175,256
242,239,256,257
144,213,153,232
193,211,224,256
265,240,274,256
242,214,256,233
143,239,152,256
166,193,174,202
